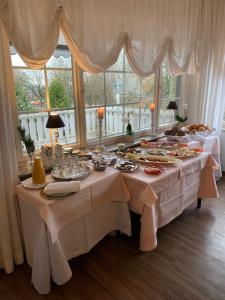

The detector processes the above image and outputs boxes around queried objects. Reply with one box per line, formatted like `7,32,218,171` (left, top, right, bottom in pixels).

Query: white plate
21,177,46,190
40,190,76,200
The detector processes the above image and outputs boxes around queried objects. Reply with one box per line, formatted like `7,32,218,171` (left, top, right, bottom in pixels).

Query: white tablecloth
17,167,131,294
16,152,219,294
188,134,221,178
123,153,219,251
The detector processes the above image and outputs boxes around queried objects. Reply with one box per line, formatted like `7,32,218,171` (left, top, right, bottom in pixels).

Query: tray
129,155,182,165
51,165,90,181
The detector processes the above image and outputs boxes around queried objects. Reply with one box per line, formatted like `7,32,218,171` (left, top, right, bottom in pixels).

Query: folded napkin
44,181,80,195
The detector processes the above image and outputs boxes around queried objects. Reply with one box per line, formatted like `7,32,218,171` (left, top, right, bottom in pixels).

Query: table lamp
166,101,178,125
46,113,65,144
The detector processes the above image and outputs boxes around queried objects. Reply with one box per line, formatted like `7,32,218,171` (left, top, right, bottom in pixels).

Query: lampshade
46,113,65,129
166,101,178,110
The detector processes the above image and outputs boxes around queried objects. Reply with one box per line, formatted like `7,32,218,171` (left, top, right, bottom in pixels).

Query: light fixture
166,101,178,125
46,113,65,144
166,101,178,110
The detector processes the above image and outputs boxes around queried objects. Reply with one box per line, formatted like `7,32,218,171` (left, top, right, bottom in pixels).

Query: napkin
44,181,80,195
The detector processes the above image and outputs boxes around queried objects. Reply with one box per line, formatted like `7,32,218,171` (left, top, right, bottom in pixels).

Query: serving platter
168,149,201,159
51,165,90,181
124,153,182,165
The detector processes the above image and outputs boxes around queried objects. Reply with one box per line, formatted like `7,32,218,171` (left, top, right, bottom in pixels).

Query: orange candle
149,102,156,111
97,107,105,119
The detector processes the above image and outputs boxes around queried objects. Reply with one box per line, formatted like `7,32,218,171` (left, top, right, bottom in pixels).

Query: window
83,49,155,141
159,59,181,126
12,47,77,149
11,45,181,152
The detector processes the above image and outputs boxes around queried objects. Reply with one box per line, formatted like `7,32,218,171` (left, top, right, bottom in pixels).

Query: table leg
197,198,202,209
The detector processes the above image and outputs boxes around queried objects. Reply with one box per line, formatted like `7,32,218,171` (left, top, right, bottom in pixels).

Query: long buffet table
16,151,219,294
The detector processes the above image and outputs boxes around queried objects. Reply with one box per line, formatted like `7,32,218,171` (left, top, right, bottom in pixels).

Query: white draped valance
0,0,216,76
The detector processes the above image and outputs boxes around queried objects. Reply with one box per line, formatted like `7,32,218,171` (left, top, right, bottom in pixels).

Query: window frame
12,49,182,154
12,56,81,151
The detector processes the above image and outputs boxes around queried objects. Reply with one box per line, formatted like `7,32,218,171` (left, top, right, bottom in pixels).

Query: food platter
182,124,213,136
140,141,189,150
124,153,182,165
51,165,90,181
114,161,139,173
168,148,201,159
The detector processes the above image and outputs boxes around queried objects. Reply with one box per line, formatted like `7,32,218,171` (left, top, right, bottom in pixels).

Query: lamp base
54,129,59,144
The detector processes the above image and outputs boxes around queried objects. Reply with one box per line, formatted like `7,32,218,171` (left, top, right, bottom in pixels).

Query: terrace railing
19,107,172,148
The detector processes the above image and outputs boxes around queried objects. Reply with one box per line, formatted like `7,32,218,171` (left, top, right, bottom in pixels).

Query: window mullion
104,72,107,137
72,58,86,148
44,65,53,144
154,68,160,131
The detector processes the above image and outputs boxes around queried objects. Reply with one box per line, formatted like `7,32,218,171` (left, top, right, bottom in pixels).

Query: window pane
105,106,124,136
160,59,177,99
107,49,124,71
84,73,104,106
84,55,158,140
86,107,105,140
11,53,27,67
57,110,77,144
19,111,50,149
140,103,151,130
105,73,123,105
124,104,140,132
159,99,176,125
124,73,140,103
18,110,77,148
141,75,155,102
47,70,74,109
14,69,46,112
159,58,181,126
46,55,72,68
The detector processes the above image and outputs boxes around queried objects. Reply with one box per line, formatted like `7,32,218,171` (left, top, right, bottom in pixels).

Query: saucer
21,178,46,190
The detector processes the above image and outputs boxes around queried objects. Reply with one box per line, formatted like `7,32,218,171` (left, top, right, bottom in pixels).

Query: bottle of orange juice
32,157,46,184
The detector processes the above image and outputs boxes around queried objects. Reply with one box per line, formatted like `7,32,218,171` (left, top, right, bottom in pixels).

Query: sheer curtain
0,0,208,76
184,0,225,132
0,21,24,273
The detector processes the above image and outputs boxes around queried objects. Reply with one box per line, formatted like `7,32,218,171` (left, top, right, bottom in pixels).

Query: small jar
32,157,46,184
